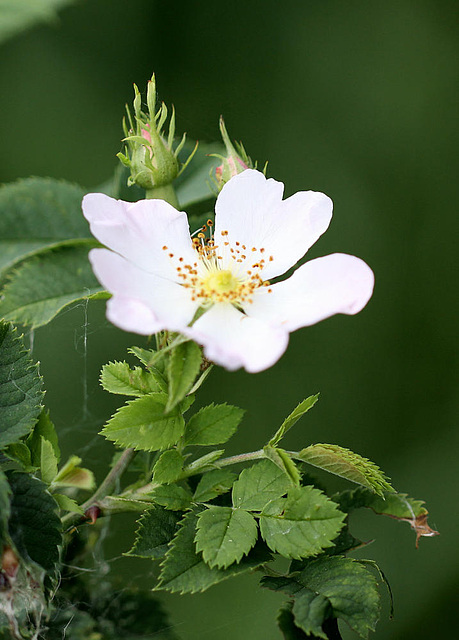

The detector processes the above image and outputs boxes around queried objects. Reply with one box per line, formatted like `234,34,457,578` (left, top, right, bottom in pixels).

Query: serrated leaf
127,506,181,559
264,446,301,487
101,394,185,452
128,346,158,368
7,472,62,572
293,592,332,639
4,442,34,471
156,509,271,594
263,556,380,639
184,403,244,446
153,449,185,484
53,455,95,490
166,341,202,412
193,469,236,503
40,437,58,484
53,493,83,514
100,360,167,396
0,322,43,448
150,484,192,510
299,443,393,496
0,177,89,276
195,506,258,569
232,459,292,511
269,395,319,447
26,410,60,466
0,242,104,328
0,470,12,546
259,486,345,559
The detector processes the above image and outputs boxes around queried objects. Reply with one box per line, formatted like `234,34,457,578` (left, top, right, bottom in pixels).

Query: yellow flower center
202,270,239,296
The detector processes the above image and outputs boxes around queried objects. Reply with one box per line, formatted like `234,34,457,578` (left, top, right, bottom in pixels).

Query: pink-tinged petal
185,303,289,373
245,253,374,331
89,248,199,333
106,297,163,335
82,193,196,278
214,169,333,280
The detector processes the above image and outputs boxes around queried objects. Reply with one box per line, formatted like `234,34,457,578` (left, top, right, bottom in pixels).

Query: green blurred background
0,0,458,637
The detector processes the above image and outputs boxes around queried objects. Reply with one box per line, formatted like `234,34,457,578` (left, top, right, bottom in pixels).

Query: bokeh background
0,1,458,638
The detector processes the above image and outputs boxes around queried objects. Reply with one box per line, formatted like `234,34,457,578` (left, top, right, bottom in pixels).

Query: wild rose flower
82,169,374,372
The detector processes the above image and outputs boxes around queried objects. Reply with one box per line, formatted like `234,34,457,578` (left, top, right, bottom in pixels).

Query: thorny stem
61,448,137,528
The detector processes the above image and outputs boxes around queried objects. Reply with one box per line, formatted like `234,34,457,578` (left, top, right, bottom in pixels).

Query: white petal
185,303,289,373
214,169,333,280
89,248,198,333
245,253,374,331
82,193,197,278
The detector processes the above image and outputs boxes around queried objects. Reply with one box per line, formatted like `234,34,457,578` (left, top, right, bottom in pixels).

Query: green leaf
232,459,292,511
264,446,301,487
0,470,12,546
129,346,158,368
259,486,345,559
166,341,202,412
3,442,34,471
193,469,236,503
156,509,271,594
101,394,185,452
0,242,104,328
0,322,43,448
53,455,95,490
195,506,258,569
277,602,311,640
127,506,181,559
26,410,60,466
53,493,84,514
150,484,192,511
184,403,244,446
40,437,59,484
263,556,380,639
269,395,319,447
100,360,167,396
7,472,62,572
0,1,80,45
153,449,185,484
298,444,393,496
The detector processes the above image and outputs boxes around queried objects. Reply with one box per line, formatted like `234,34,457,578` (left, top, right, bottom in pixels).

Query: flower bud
117,75,196,191
214,117,254,190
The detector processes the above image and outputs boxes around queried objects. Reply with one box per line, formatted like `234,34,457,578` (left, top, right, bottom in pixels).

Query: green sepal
100,393,185,452
166,341,202,412
259,486,345,559
156,509,272,594
193,469,236,503
232,459,292,511
268,395,319,447
52,455,95,490
195,506,258,569
100,360,167,396
184,403,244,446
298,443,393,496
150,484,192,510
126,506,180,558
0,321,43,448
153,449,185,484
263,446,301,487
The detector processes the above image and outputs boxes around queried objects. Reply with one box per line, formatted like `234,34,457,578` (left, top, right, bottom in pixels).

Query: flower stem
61,448,137,528
145,183,179,207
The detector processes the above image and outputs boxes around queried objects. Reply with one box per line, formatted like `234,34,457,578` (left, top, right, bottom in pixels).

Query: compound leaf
101,361,167,396
232,459,291,511
184,403,244,446
127,506,180,559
